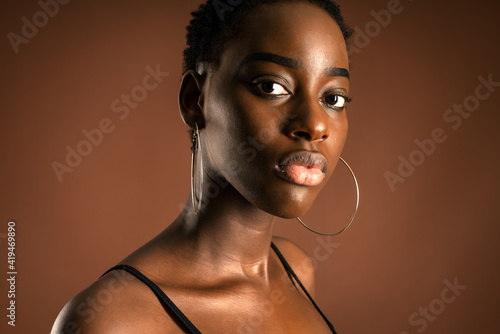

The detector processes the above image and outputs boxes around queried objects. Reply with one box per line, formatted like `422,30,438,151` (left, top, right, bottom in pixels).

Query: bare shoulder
51,268,180,334
272,236,316,296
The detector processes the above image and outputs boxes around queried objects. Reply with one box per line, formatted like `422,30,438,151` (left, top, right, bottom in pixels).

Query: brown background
1,0,499,333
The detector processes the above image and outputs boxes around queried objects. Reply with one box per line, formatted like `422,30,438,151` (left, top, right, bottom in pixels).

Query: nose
283,96,329,142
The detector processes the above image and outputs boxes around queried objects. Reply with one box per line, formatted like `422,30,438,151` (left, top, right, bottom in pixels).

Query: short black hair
183,0,353,73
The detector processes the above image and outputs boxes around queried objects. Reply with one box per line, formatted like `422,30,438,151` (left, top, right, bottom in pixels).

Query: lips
274,151,327,186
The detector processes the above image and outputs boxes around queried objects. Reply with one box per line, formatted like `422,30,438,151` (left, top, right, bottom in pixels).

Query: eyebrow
233,51,350,80
326,67,350,80
233,52,299,79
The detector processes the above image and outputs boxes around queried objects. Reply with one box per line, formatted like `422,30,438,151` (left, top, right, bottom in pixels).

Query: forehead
217,2,349,74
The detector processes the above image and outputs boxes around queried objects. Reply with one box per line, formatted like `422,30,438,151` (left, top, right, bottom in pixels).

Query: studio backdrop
0,0,499,333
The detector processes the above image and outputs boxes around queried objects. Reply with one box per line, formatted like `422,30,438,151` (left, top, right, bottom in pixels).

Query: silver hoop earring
190,123,203,213
296,157,359,236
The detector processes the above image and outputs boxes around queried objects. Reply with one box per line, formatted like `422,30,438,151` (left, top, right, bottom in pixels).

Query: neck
162,184,277,282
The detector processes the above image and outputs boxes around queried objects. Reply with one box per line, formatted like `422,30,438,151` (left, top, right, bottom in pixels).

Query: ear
179,70,206,129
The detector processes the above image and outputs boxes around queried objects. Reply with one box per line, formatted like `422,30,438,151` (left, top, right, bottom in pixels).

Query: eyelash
252,79,290,97
252,79,352,111
321,93,352,111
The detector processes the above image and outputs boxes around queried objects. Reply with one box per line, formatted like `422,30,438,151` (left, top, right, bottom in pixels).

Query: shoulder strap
270,242,337,334
100,264,201,334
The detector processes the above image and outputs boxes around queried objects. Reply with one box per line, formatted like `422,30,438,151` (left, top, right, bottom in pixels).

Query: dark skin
52,2,350,333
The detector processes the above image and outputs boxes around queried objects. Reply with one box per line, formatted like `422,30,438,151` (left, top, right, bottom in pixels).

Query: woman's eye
257,81,289,95
324,95,348,108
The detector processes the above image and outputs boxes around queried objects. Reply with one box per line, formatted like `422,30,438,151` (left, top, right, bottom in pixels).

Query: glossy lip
274,151,328,186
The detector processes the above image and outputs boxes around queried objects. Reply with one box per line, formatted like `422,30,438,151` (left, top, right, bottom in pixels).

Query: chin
276,206,312,219
240,175,322,219
258,195,315,220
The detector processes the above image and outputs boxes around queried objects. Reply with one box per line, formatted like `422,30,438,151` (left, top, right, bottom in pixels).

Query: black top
100,242,337,333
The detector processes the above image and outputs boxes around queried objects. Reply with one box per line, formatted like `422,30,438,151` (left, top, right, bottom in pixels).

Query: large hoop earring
190,123,203,213
296,157,359,236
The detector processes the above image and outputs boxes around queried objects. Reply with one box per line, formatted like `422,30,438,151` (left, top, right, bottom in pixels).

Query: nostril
292,131,311,140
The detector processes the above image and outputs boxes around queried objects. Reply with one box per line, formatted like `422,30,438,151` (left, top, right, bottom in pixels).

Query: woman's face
200,2,350,218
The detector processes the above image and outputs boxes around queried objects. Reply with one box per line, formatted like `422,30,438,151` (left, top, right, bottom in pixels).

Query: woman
52,0,355,332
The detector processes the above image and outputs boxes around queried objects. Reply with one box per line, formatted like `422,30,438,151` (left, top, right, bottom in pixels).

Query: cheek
324,114,348,175
328,111,348,140
202,90,268,179
206,86,281,146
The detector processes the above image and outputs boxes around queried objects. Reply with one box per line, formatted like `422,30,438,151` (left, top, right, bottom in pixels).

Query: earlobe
179,70,206,129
